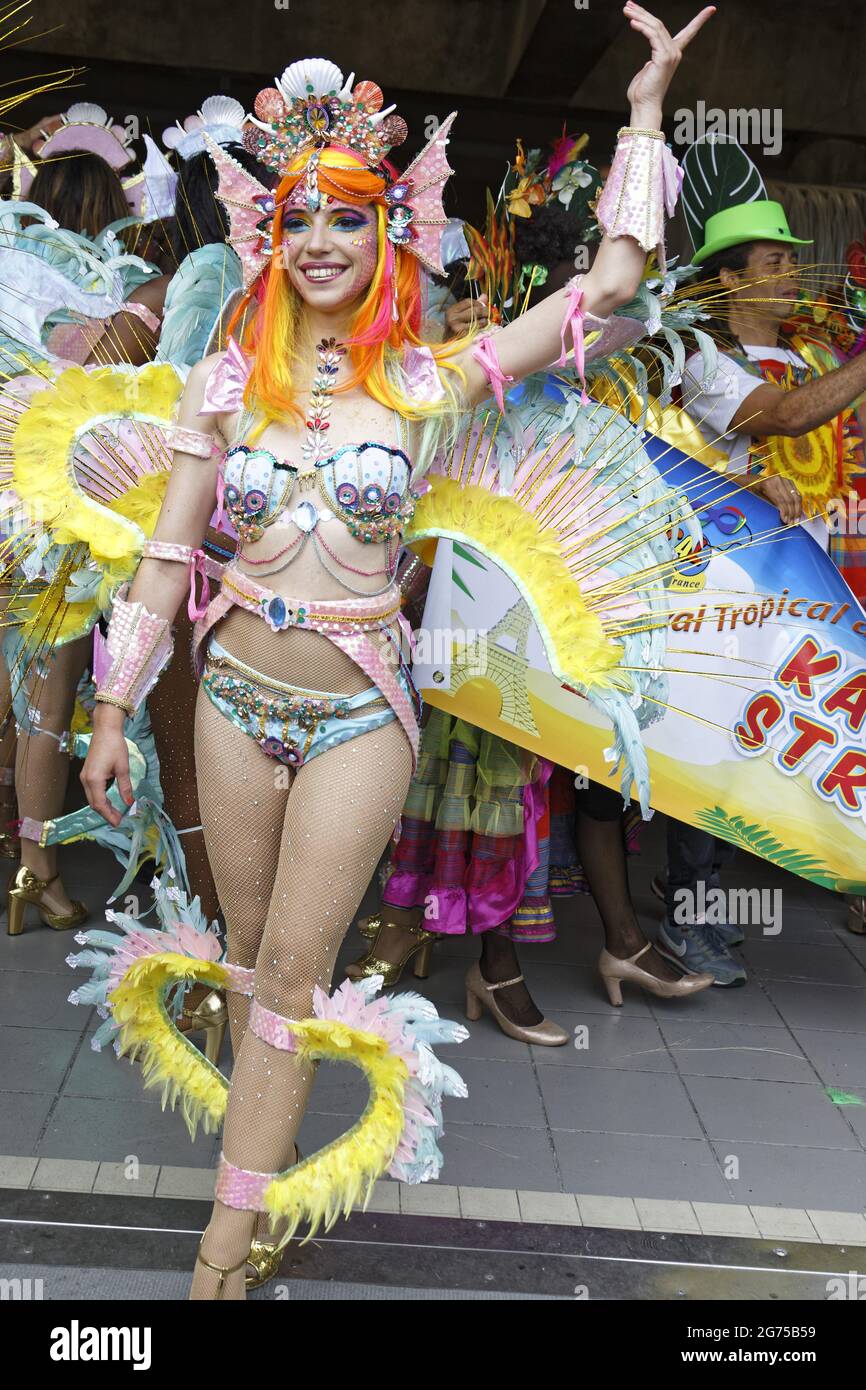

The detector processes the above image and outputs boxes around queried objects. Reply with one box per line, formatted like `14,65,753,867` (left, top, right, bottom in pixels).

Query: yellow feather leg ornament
109,958,415,1244
408,478,626,690
262,1021,408,1246
109,953,229,1139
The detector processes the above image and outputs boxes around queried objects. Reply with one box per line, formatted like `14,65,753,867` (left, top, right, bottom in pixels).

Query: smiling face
278,198,379,312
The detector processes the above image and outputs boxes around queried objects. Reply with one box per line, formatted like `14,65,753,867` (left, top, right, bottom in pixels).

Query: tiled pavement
1,819,864,1236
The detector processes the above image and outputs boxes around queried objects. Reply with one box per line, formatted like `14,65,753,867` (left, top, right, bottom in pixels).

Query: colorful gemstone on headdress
305,102,331,138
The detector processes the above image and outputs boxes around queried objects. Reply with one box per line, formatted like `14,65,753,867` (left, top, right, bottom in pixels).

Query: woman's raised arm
454,3,715,407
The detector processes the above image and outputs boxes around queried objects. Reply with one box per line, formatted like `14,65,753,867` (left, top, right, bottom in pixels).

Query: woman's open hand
624,3,716,127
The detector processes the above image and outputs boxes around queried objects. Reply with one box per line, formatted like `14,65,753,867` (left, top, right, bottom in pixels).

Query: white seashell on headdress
275,59,351,103
63,103,114,130
163,94,247,160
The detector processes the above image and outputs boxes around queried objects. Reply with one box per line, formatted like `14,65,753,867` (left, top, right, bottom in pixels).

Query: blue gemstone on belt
267,596,287,627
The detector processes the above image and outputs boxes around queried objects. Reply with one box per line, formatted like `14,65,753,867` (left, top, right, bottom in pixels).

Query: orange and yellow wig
228,146,471,429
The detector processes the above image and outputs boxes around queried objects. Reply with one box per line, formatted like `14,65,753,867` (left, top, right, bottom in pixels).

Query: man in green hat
681,193,866,574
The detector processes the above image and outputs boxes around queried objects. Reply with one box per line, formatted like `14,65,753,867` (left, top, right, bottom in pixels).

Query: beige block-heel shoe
464,961,569,1046
598,942,714,1005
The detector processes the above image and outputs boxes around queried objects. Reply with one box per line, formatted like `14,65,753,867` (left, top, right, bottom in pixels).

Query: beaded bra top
222,438,414,546
201,337,421,553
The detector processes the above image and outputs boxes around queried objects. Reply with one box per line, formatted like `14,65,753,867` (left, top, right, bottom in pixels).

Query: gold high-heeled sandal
195,1240,249,1299
245,1146,301,1290
356,912,390,940
7,866,88,936
345,921,437,986
464,961,569,1046
181,989,228,1065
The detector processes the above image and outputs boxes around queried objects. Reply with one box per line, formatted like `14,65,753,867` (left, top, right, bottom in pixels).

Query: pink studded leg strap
248,999,299,1051
223,962,255,995
215,1153,273,1211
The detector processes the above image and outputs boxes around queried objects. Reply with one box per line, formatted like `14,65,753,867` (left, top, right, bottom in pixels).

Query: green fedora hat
692,200,812,265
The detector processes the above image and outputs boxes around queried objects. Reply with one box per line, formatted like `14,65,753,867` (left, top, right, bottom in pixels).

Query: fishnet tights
16,635,90,900
190,632,413,1300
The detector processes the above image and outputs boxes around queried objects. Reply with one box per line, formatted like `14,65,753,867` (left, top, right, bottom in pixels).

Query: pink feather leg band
471,332,514,414
141,540,211,621
249,999,299,1052
595,129,682,272
94,592,174,716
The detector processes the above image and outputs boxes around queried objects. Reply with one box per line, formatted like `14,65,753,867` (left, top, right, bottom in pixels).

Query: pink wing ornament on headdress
388,112,458,277
202,133,274,289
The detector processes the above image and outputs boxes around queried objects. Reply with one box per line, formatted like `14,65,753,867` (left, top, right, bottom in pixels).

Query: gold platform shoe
245,1147,301,1291
181,988,228,1065
7,867,88,936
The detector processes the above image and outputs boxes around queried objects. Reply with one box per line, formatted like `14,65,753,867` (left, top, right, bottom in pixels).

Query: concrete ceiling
5,0,865,226
17,0,866,140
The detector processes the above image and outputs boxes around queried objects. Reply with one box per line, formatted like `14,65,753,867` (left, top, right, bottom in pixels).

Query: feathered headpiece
206,58,457,288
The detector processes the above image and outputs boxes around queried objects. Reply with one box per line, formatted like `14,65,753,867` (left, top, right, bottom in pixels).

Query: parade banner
411,435,866,894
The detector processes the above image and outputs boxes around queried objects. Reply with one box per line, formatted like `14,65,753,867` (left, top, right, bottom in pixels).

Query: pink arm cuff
114,300,162,334
471,332,514,414
95,591,174,714
596,131,682,272
141,541,211,621
163,424,220,459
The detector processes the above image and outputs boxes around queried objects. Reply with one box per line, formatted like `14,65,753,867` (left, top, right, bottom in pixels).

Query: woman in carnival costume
1,102,169,932
1,94,262,943
78,4,714,1299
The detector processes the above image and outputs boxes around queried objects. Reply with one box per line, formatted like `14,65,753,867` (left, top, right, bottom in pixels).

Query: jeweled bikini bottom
202,637,402,768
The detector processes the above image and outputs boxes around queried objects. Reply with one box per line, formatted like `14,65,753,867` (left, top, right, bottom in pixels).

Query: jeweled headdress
206,58,457,288
244,59,408,175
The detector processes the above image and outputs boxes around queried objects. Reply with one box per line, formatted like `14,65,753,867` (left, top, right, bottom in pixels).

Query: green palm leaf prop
695,806,838,890
681,134,766,254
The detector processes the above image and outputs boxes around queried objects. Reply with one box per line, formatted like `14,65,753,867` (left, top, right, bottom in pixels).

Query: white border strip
1,1156,865,1246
